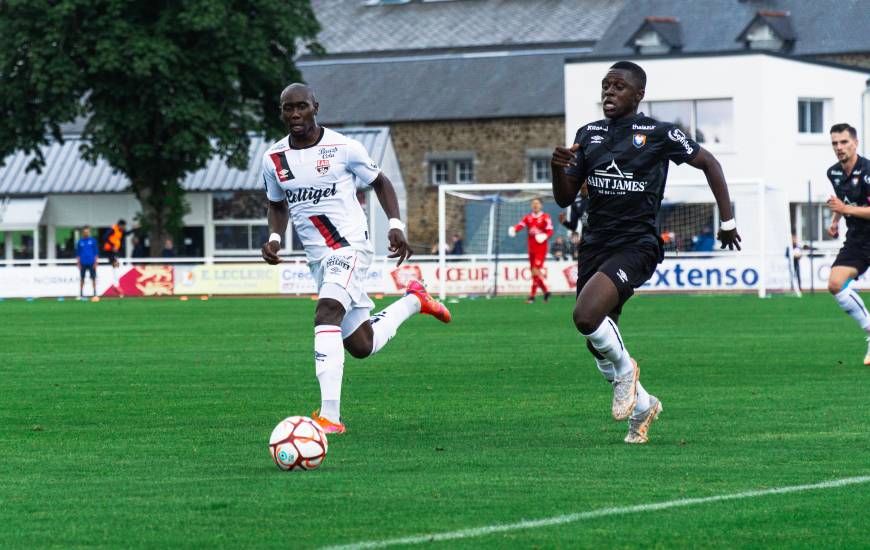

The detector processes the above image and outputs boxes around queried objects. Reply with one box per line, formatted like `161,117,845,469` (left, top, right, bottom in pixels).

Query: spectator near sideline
692,225,715,251
101,219,136,295
448,233,464,255
569,231,581,262
550,236,571,261
788,233,803,291
76,226,99,299
162,237,176,258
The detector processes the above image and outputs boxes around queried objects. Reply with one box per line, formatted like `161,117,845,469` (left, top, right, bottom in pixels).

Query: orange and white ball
268,416,328,471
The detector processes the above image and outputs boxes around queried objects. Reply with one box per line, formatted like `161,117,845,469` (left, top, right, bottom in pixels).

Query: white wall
565,54,868,201
43,192,209,227
564,53,870,259
367,138,407,255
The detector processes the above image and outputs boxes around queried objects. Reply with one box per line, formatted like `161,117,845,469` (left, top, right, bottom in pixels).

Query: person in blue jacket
76,226,99,299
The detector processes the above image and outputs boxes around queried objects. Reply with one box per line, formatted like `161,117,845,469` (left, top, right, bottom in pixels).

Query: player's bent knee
314,298,346,326
828,275,850,294
573,306,602,335
345,341,371,359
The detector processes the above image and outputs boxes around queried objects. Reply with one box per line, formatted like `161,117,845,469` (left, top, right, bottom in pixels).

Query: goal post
436,179,789,300
437,183,552,300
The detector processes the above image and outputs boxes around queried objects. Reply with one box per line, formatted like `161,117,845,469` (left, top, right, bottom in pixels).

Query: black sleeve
661,123,701,165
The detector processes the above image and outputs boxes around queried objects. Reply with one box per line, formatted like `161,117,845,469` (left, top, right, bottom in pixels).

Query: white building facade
0,127,406,263
565,53,870,291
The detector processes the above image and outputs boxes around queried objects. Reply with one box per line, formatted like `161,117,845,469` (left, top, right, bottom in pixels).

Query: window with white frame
212,191,298,253
639,99,733,145
456,160,475,184
528,157,552,183
430,161,450,185
798,99,826,134
791,202,839,243
427,154,475,185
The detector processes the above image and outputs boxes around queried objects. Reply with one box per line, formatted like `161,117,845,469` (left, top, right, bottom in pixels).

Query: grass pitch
2,293,870,548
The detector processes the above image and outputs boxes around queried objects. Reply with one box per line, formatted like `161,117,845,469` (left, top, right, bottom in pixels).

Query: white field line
321,475,870,550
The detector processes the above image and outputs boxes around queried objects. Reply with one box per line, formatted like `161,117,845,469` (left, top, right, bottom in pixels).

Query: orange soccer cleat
405,279,451,323
311,410,346,434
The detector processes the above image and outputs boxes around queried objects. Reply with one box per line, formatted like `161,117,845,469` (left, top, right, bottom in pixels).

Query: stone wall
389,117,564,248
812,53,870,70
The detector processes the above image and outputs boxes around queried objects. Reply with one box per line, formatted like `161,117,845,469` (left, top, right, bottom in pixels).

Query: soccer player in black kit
551,61,741,444
824,123,870,365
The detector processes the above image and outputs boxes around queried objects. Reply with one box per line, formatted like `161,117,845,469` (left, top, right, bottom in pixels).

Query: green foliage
0,0,320,253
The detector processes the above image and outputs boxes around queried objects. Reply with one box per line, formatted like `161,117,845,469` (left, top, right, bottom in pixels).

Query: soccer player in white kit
261,84,451,434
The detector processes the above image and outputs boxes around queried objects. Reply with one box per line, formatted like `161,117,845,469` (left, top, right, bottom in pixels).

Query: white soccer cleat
625,396,662,444
611,359,639,421
864,337,870,366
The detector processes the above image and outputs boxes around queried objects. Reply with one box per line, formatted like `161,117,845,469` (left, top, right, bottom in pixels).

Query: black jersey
826,156,870,246
566,112,699,250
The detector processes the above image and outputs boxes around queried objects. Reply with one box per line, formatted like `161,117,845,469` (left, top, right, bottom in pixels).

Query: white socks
583,317,634,379
369,295,421,355
595,358,615,382
594,357,651,416
315,325,344,423
633,381,651,417
834,285,870,332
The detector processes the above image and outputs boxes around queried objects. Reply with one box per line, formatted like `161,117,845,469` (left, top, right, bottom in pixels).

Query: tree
0,0,321,255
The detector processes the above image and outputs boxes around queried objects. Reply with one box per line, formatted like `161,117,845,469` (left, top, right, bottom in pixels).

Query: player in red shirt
508,198,553,303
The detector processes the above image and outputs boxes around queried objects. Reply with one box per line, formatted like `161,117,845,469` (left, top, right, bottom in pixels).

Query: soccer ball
269,416,329,471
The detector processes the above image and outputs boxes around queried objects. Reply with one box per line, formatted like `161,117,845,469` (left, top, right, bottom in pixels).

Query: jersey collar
605,112,645,128
841,155,867,180
289,126,325,150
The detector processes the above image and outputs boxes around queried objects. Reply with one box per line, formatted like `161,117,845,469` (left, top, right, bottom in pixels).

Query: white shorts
310,249,374,338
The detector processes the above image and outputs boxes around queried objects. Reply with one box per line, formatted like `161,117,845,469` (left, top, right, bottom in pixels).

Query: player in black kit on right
551,61,741,444
824,123,870,365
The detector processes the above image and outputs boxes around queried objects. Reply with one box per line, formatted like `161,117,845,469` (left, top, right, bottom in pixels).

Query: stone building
301,0,870,250
301,0,624,248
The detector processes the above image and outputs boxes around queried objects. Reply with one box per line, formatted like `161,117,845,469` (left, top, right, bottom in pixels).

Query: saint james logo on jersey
269,152,294,183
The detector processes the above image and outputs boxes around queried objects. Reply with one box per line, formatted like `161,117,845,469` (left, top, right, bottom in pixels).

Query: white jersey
262,127,380,263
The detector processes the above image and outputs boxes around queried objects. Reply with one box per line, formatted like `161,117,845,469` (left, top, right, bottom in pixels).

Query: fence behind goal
0,180,806,299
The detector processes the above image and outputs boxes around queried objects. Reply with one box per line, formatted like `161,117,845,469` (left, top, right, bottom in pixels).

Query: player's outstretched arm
262,199,289,265
552,143,582,208
370,173,412,266
688,147,742,251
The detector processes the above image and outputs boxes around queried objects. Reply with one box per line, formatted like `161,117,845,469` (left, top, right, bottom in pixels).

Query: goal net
437,183,564,298
436,181,792,299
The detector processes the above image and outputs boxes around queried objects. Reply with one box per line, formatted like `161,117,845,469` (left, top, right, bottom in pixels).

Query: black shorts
80,263,96,279
577,241,660,314
104,250,117,264
832,242,870,276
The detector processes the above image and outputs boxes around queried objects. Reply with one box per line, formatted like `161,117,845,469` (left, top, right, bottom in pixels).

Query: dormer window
625,16,682,55
737,11,795,51
634,29,666,53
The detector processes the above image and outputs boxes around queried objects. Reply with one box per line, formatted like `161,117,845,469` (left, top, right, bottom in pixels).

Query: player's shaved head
280,82,321,143
281,83,316,104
